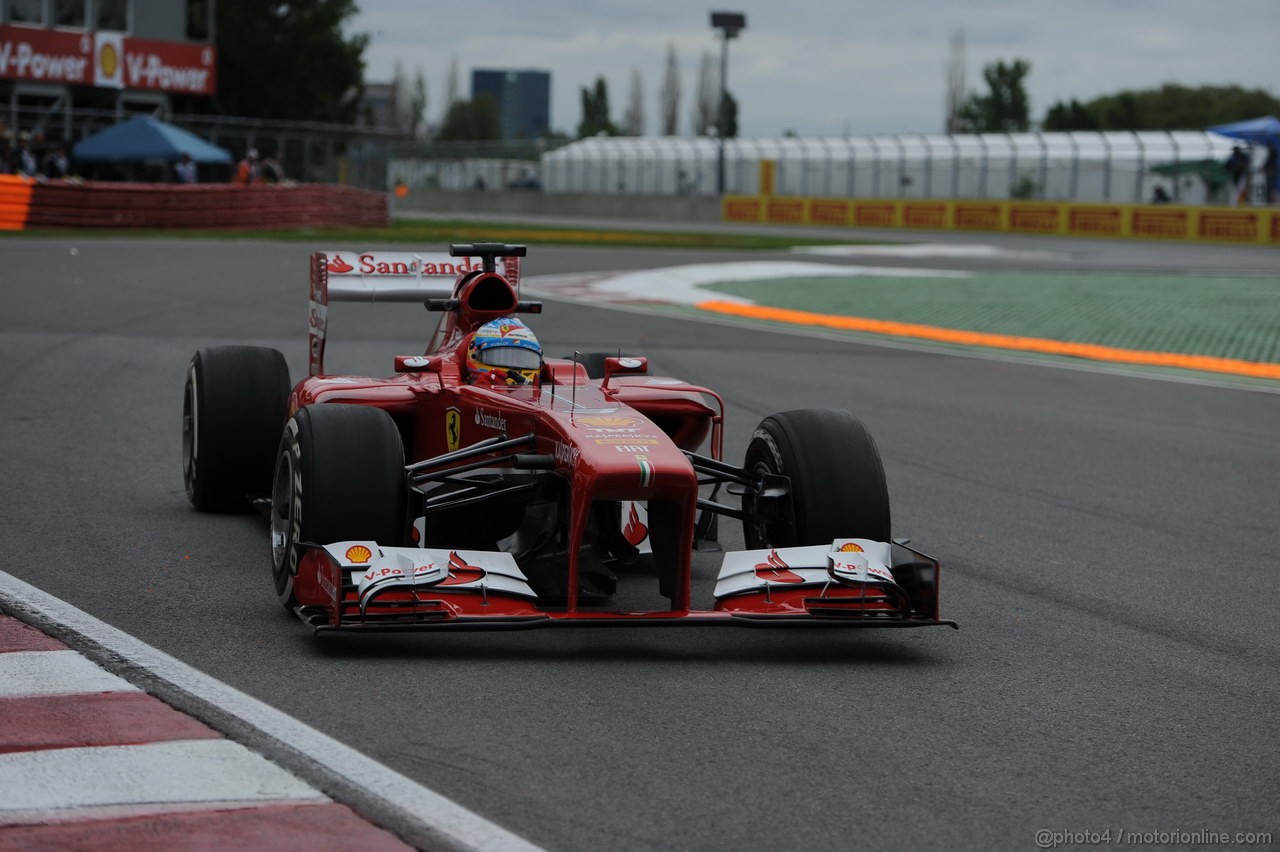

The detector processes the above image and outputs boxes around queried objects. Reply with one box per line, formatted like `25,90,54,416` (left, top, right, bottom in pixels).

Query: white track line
791,243,1067,260
0,570,544,852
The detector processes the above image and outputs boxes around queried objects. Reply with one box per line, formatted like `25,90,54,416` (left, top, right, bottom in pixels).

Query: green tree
956,59,1032,133
435,95,501,141
1045,84,1280,131
1042,98,1100,131
720,91,739,139
578,77,618,137
214,0,367,122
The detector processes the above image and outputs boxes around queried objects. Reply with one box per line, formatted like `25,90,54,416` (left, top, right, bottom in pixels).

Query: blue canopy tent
1209,116,1279,203
1208,115,1280,145
72,116,231,164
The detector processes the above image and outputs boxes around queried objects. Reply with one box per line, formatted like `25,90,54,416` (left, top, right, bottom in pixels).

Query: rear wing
307,250,521,376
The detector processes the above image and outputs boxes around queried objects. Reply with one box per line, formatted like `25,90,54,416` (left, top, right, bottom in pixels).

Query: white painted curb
0,570,544,852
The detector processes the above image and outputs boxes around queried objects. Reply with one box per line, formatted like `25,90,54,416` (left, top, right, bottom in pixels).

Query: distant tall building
471,69,551,140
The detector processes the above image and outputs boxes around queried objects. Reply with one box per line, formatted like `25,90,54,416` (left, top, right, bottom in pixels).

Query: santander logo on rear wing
307,250,522,376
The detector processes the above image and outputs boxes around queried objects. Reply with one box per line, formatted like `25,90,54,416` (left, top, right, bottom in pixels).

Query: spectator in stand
42,144,69,179
175,153,197,184
233,148,259,185
1224,145,1250,206
258,154,285,183
1262,143,1277,206
10,132,37,177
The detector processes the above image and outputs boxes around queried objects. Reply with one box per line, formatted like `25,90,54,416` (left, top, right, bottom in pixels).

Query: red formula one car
182,244,955,632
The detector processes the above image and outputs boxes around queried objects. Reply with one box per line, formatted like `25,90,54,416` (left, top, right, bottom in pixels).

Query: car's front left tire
742,408,891,549
270,404,408,611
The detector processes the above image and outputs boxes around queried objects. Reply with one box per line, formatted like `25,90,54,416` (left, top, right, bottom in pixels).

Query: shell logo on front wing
837,542,864,552
345,545,372,563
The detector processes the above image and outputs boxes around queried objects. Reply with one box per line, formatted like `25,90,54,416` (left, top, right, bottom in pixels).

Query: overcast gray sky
348,1,1280,137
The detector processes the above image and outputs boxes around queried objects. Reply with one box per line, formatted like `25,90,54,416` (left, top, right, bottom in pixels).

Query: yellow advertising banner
721,195,1280,245
764,197,806,224
759,160,775,197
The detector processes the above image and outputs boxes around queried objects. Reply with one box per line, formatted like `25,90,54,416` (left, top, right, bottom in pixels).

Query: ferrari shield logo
445,408,461,452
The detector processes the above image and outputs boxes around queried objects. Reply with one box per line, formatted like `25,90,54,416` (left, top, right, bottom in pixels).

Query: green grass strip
705,271,1280,364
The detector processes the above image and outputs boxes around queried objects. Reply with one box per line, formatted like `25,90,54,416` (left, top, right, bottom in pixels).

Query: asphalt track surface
2,231,1278,850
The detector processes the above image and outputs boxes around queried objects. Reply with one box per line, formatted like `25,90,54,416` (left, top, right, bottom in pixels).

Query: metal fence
392,132,1275,206
2,103,401,189
9,103,1270,207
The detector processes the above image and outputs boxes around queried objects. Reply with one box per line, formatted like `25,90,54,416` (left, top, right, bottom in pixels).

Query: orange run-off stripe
695,300,1280,381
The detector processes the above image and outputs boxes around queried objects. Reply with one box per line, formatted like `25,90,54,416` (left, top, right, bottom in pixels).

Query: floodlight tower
710,11,746,195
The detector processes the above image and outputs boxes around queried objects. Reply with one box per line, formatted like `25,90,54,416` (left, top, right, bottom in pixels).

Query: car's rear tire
183,346,290,512
742,408,891,549
269,404,407,611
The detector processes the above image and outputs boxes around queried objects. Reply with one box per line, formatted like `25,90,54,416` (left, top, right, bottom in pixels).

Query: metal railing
390,131,1274,206
2,104,404,189
6,107,1271,207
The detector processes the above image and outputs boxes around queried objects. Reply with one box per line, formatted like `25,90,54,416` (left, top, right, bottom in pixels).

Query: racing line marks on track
0,571,546,852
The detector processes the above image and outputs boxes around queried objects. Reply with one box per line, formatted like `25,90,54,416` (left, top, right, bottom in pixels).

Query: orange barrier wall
0,174,35,230
723,195,1280,246
0,179,388,230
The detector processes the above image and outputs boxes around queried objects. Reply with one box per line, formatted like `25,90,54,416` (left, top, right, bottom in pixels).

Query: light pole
710,11,745,195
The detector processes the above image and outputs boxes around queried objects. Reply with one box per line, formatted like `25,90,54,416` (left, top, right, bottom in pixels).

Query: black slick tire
742,408,891,548
269,404,407,611
183,346,290,512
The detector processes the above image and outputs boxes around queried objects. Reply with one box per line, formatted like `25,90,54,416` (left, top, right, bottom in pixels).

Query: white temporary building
539,131,1243,205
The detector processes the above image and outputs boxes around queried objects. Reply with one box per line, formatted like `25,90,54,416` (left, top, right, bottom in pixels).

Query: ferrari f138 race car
182,244,955,633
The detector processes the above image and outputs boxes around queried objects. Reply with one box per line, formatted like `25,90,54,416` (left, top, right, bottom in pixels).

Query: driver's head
467,317,542,386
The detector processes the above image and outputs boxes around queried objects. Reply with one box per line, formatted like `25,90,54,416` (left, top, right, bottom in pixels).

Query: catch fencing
392,131,1274,207
4,105,398,189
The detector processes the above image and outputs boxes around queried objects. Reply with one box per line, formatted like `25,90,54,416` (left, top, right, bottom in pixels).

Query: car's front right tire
183,346,290,512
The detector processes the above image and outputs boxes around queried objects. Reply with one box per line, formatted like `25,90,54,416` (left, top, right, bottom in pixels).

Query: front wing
291,539,957,633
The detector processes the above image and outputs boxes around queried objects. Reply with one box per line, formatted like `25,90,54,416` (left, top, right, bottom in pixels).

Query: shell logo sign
94,32,123,89
838,542,864,552
345,545,373,564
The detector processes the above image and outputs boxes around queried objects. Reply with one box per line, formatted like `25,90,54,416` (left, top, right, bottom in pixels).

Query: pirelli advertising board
0,24,215,95
724,195,1280,245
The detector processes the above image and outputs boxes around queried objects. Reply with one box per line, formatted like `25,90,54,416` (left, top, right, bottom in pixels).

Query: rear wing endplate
308,250,521,376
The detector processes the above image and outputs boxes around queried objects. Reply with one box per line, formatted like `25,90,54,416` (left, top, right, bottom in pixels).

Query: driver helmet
467,317,542,386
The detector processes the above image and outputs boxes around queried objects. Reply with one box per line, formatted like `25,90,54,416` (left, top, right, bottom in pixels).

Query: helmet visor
478,345,541,371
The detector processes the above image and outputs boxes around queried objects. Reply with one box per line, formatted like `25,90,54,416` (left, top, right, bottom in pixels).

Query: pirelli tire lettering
286,417,304,584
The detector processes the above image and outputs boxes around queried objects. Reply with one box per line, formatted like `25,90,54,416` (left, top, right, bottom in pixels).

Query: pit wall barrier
0,177,388,231
724,195,1280,246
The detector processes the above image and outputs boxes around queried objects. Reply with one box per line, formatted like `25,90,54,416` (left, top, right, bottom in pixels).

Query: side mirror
602,356,648,386
394,355,442,374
